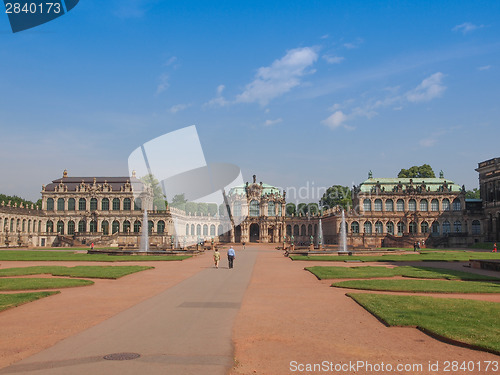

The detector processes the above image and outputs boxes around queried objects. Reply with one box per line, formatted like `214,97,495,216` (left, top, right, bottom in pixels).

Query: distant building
476,157,500,242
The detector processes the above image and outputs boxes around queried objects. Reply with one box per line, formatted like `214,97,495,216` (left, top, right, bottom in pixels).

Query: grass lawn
290,251,500,262
0,278,93,291
0,266,154,279
0,250,191,262
332,279,500,293
306,266,500,281
0,292,59,312
349,293,500,354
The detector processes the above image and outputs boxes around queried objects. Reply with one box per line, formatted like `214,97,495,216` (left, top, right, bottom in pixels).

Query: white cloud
156,73,169,94
320,34,329,39
165,56,178,67
406,72,446,103
478,65,492,71
235,47,319,106
452,22,484,34
323,55,344,64
203,84,229,108
322,111,348,129
419,137,438,147
264,118,283,126
169,103,191,114
216,84,225,96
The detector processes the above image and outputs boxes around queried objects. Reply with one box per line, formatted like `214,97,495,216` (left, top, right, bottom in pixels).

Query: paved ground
0,246,499,375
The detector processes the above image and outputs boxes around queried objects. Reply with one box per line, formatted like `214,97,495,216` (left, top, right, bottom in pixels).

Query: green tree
308,203,319,215
208,203,218,216
286,203,296,216
170,194,187,207
397,164,436,178
297,203,308,216
185,202,197,215
140,174,167,210
319,185,352,210
465,188,481,199
0,194,40,209
196,202,208,215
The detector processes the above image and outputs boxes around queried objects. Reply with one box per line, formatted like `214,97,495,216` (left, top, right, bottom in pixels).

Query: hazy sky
1,0,499,202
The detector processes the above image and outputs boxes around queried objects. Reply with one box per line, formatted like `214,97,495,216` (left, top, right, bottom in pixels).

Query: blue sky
1,0,499,202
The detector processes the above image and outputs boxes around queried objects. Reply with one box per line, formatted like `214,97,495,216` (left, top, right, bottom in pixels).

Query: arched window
218,224,223,236
46,220,54,233
158,221,165,234
364,221,372,234
268,201,275,216
385,199,394,212
89,220,97,233
442,220,451,234
134,198,142,211
431,199,439,211
10,218,14,231
148,221,154,234
442,198,450,211
123,198,131,211
351,221,359,233
286,225,292,236
374,199,382,212
57,221,64,234
472,220,481,234
308,224,313,236
101,220,109,235
421,221,429,234
196,224,201,236
396,199,404,212
123,220,130,233
112,220,120,234
27,220,31,233
90,198,98,211
101,198,109,211
68,220,75,235
408,199,416,211
191,224,195,235
432,221,440,235
386,221,394,235
68,198,75,211
363,199,372,212
78,220,86,233
57,198,65,211
397,221,405,235
420,199,428,212
293,225,299,236
375,221,383,234
233,201,242,217
454,220,462,233
409,221,417,234
210,224,216,236
22,219,26,232
112,198,120,211
203,224,208,236
133,220,141,233
47,198,54,211
249,200,259,217
452,198,461,211
277,204,282,216
300,225,306,236
78,198,86,211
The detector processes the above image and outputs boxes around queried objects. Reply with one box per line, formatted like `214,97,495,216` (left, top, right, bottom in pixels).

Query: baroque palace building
0,159,498,249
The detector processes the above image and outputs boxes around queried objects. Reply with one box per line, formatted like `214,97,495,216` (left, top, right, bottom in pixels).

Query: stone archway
234,225,241,243
250,223,260,242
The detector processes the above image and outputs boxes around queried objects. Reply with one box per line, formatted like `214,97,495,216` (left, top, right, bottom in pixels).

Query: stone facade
476,157,500,242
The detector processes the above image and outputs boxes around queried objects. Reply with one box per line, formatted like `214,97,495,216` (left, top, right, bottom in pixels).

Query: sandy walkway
230,249,499,375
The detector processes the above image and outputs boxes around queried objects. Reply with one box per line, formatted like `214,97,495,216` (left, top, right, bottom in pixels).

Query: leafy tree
0,194,40,209
208,203,218,216
465,188,481,199
196,202,208,215
297,203,308,216
140,174,167,210
308,203,319,215
319,185,352,210
397,164,436,178
170,194,187,207
185,202,197,215
286,203,296,216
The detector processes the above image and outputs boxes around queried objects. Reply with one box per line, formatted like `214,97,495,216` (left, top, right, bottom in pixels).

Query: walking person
227,246,236,269
493,243,497,253
213,248,220,268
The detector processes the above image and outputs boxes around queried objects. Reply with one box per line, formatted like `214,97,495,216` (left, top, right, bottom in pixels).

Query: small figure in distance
213,248,220,269
242,241,246,250
493,243,497,253
91,242,94,250
227,246,236,269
